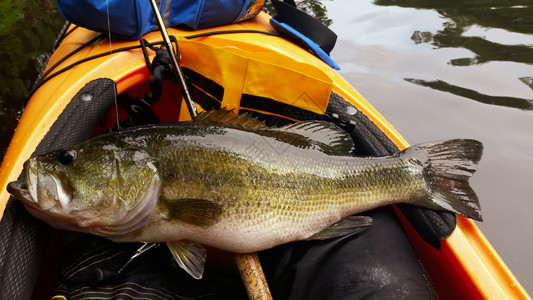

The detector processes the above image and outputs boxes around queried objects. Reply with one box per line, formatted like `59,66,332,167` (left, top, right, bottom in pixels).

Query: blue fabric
57,0,261,40
270,18,340,70
57,0,153,40
169,0,251,30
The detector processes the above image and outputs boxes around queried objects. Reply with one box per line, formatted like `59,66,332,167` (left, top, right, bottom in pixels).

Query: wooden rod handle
235,253,273,300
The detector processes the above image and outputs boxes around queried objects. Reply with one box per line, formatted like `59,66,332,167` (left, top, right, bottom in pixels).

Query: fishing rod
148,0,197,118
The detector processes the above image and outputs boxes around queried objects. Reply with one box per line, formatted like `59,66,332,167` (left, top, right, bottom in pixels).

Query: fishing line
105,0,120,131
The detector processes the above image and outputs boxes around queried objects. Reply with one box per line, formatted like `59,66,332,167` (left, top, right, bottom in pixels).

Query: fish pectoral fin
160,198,222,226
306,216,373,240
166,241,207,280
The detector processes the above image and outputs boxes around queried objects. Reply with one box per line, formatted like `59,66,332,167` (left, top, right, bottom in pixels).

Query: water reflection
265,0,333,26
406,78,533,110
375,0,533,35
375,0,533,110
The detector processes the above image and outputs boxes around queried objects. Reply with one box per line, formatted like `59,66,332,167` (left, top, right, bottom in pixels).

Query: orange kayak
0,12,528,299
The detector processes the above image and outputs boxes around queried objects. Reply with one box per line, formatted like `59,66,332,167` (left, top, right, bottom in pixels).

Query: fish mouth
6,158,42,206
6,180,34,205
7,180,78,231
6,159,39,206
7,158,72,211
7,161,87,232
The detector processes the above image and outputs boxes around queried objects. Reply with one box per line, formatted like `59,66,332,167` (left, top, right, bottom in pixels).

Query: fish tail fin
411,139,483,221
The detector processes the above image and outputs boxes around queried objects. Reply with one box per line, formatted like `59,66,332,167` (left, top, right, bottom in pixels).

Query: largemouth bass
7,109,483,279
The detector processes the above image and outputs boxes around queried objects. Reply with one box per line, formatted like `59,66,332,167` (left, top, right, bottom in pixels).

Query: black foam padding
0,78,118,299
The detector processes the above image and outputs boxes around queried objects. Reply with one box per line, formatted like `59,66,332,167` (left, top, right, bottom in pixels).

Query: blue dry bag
57,0,265,40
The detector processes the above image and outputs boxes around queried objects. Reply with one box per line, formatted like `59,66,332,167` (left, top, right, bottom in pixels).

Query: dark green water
0,0,64,158
0,0,532,294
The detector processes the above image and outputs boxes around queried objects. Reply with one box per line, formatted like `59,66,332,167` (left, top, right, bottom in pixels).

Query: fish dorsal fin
278,121,354,155
194,108,236,122
194,109,354,154
166,241,207,279
194,108,269,129
159,198,222,226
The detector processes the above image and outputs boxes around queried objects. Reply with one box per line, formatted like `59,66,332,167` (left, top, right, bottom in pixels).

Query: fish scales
108,124,429,252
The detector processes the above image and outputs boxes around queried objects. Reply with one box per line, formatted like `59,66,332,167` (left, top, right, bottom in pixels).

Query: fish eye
58,150,77,165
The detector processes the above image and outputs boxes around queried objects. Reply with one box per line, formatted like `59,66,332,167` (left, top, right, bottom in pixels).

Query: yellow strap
182,40,332,114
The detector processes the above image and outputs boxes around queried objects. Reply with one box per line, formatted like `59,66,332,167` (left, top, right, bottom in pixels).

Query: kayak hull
0,12,528,299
